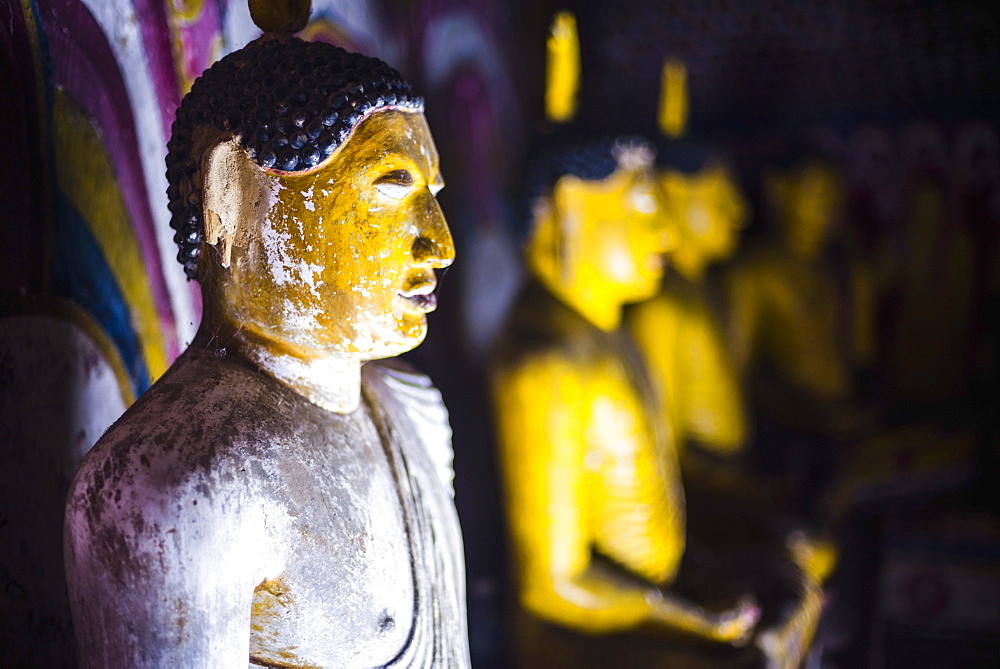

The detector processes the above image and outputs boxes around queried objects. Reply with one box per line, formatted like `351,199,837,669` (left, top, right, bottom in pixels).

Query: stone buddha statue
491,136,835,668
64,13,469,668
626,156,749,461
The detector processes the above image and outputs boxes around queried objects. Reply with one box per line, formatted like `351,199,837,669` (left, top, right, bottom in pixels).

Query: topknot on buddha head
166,37,424,279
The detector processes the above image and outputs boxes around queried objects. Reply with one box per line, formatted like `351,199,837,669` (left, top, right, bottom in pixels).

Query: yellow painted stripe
300,18,353,47
51,87,169,381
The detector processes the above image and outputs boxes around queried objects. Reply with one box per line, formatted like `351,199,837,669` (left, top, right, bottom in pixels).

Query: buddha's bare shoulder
65,351,294,578
69,349,291,506
62,351,298,664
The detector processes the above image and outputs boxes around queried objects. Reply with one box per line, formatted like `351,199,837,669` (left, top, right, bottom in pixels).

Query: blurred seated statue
884,178,973,409
491,136,833,668
626,153,749,461
723,153,868,445
882,126,975,413
64,8,469,667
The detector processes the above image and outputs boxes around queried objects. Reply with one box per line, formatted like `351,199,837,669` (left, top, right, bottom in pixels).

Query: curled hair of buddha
518,133,655,240
166,37,423,279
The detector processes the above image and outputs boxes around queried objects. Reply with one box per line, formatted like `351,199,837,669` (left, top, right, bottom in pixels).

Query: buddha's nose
413,195,455,269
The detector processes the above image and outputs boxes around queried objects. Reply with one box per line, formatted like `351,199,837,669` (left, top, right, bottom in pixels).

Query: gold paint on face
659,164,747,280
205,109,453,359
527,162,673,331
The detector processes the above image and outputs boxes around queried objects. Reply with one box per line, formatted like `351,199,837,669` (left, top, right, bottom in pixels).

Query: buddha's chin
350,317,428,360
623,277,662,305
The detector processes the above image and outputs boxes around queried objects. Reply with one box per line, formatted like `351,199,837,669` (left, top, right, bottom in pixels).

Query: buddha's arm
65,438,268,668
493,355,757,641
722,264,761,376
630,289,746,455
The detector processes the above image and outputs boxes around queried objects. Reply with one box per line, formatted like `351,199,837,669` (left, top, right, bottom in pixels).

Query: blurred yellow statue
627,160,749,459
491,137,833,668
493,137,753,638
724,156,866,437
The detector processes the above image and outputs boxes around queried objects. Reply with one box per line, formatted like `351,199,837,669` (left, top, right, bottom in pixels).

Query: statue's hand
710,594,762,646
755,535,829,669
647,590,760,645
786,530,837,583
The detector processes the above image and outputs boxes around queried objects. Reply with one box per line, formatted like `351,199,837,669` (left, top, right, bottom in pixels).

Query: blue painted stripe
51,194,150,394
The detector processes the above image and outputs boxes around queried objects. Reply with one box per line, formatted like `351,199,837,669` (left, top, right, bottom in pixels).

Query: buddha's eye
375,169,414,199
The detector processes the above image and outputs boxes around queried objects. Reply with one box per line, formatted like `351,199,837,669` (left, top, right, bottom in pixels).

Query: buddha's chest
581,355,663,464
772,263,838,328
249,406,415,667
579,352,686,580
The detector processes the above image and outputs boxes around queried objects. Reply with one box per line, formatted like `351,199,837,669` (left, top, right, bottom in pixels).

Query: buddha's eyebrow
376,169,413,185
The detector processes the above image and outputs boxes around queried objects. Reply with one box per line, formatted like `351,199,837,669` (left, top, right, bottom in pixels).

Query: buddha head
522,136,673,330
765,156,843,260
166,37,453,361
657,150,747,281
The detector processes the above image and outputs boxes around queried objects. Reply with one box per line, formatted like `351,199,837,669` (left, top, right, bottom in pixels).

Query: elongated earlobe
202,137,268,270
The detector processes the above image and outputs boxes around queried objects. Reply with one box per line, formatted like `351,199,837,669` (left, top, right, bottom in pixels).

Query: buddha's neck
671,245,708,282
526,239,622,332
196,315,362,414
559,279,623,331
533,266,622,331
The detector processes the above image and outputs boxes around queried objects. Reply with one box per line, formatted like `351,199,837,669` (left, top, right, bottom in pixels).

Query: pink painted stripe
131,0,181,141
38,0,179,359
177,0,224,89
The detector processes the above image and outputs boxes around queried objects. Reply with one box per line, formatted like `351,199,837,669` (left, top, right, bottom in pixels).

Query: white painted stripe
80,0,197,349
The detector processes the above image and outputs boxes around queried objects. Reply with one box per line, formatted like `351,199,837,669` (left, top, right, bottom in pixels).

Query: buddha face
560,164,668,300
206,109,454,359
771,160,842,259
528,158,672,329
659,164,747,280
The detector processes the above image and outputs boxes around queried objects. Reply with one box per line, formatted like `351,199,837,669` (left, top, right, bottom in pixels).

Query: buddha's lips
399,283,437,311
401,292,436,310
